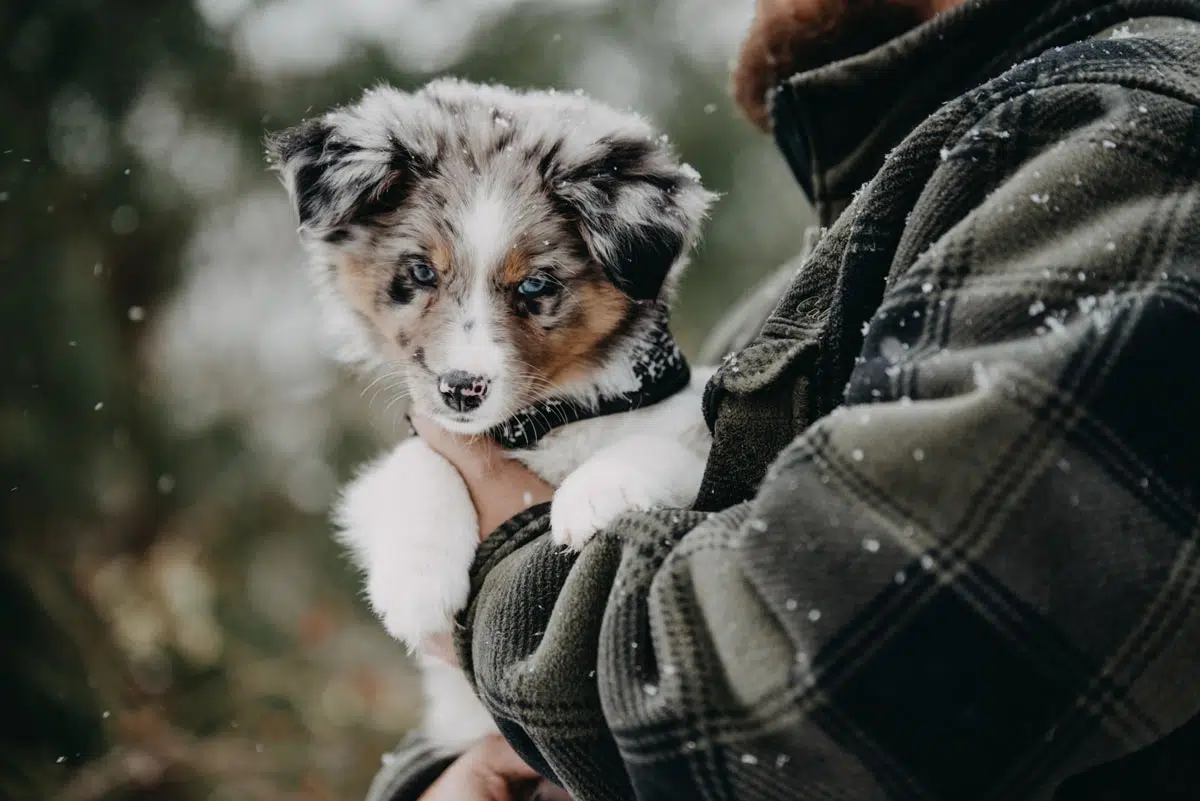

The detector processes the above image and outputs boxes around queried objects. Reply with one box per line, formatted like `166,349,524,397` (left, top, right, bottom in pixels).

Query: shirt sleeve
453,84,1200,801
362,734,456,801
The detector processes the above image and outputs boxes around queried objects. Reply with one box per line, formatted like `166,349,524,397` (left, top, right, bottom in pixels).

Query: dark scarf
487,310,691,450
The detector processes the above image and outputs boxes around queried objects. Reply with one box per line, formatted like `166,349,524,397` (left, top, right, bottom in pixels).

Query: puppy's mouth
426,407,503,434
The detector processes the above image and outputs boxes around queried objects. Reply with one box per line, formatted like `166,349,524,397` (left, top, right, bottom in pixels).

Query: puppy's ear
550,136,717,300
266,116,422,240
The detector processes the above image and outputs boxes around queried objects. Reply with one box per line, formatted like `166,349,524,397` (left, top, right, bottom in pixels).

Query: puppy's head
268,79,715,433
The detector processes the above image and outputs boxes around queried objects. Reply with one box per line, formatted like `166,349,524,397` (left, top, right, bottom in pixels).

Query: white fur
416,653,500,756
334,438,478,647
458,187,513,280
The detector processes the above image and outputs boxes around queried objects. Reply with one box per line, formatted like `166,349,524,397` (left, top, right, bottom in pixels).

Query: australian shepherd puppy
268,79,716,754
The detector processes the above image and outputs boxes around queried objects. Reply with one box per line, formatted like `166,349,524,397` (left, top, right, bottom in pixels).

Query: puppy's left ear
552,137,717,301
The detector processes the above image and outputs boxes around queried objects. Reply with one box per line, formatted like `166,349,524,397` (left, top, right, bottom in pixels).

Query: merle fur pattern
267,79,717,758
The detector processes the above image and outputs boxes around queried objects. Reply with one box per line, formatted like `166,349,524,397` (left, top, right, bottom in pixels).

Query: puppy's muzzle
438,371,491,412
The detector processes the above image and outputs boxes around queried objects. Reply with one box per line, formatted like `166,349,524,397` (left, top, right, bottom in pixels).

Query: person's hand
410,413,554,540
417,734,571,801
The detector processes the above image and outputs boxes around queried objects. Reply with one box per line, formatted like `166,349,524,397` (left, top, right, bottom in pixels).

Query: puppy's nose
438,371,490,412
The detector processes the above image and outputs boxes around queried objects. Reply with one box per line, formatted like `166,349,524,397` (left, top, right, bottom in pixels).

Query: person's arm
367,731,568,801
426,76,1200,801
364,734,456,801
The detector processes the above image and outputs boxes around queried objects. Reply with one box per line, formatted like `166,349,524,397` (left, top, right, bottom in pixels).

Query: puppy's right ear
266,117,411,240
267,119,335,230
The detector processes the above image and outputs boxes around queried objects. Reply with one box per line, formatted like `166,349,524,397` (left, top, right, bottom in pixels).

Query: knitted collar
487,309,691,450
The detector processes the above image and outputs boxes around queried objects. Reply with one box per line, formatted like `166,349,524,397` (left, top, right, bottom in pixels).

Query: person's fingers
476,734,541,782
527,779,574,800
409,412,555,538
419,735,541,801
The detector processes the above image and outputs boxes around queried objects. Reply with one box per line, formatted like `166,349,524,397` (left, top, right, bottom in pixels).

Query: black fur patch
604,224,686,300
266,118,332,165
351,144,433,225
547,136,691,301
388,270,414,305
561,137,681,196
536,140,564,182
494,125,516,154
294,161,334,226
269,120,438,230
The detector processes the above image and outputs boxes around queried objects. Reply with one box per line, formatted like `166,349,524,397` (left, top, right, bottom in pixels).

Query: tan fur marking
500,245,533,284
428,236,452,274
507,277,632,394
335,257,380,320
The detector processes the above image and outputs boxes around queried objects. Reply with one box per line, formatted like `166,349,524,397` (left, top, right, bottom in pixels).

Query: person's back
374,1,1200,798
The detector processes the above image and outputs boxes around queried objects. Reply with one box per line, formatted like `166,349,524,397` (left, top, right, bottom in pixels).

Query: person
368,0,1200,798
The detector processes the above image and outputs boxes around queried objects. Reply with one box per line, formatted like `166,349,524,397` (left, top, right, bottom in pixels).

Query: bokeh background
1,1,813,799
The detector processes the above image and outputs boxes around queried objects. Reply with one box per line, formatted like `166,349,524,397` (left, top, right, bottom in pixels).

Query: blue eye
517,275,552,297
410,261,438,286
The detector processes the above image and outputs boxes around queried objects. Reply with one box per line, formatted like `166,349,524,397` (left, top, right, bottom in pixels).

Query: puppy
268,79,716,755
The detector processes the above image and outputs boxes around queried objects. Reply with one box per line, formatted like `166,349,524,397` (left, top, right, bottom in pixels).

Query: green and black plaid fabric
370,1,1200,799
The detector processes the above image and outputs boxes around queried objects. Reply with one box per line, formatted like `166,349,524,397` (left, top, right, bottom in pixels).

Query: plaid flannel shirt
369,1,1200,798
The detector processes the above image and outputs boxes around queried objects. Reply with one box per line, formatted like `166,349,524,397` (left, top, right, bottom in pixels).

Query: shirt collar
769,0,1200,225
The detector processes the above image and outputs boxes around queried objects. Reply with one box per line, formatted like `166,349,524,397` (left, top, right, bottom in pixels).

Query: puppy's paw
549,437,706,552
550,459,658,551
334,438,479,648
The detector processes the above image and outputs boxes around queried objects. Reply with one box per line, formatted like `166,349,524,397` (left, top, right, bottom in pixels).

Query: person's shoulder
925,17,1200,174
991,17,1200,108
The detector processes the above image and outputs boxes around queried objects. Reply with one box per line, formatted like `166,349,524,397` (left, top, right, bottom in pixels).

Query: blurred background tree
0,1,812,799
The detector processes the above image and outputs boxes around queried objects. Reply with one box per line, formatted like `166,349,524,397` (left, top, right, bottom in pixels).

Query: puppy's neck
487,304,691,450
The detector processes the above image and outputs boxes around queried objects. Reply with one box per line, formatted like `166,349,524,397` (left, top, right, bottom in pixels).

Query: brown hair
732,0,929,131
